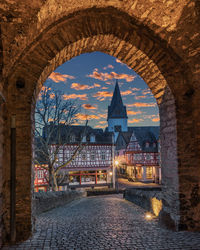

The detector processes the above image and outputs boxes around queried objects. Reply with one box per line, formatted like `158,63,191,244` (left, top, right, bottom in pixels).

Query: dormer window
153,142,156,148
90,134,95,142
82,135,87,142
114,125,121,132
146,142,149,148
70,134,75,142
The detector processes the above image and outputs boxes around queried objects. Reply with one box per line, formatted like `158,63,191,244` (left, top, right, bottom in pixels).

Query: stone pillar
159,86,180,230
0,91,5,247
3,82,33,243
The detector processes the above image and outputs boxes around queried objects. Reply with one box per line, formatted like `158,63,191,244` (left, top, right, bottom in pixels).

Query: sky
42,52,159,129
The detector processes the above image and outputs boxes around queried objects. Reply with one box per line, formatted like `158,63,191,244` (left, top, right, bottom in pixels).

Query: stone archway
1,2,200,244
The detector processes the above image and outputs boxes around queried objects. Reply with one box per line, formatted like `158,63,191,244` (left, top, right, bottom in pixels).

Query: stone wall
0,0,200,244
32,190,86,216
124,187,162,217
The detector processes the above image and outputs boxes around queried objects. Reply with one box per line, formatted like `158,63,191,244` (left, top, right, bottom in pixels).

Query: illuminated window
146,167,153,179
37,170,44,178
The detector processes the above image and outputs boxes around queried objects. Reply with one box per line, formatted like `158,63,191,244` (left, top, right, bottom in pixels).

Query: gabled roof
115,131,132,150
128,126,160,141
42,124,113,144
107,80,128,120
128,126,159,152
116,126,160,152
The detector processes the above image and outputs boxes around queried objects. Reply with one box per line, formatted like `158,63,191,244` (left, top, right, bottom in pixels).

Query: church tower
107,80,128,141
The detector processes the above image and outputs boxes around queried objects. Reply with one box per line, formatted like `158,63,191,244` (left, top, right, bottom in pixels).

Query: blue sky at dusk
43,52,159,129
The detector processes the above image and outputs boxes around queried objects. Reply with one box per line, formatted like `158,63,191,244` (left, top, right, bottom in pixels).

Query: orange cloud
49,93,55,99
98,113,107,119
131,87,140,92
103,64,114,70
116,59,131,69
93,83,101,87
48,72,75,83
82,104,97,110
116,58,125,65
95,124,106,128
144,114,160,122
121,90,133,96
127,102,156,107
152,117,160,122
129,118,143,123
71,82,101,90
127,110,142,115
135,95,146,100
142,89,153,96
87,69,135,82
62,94,88,100
101,87,108,90
92,91,113,101
75,113,100,120
71,83,90,90
99,121,107,124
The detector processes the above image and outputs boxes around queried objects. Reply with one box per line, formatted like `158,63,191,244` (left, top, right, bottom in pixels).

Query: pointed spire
107,80,128,120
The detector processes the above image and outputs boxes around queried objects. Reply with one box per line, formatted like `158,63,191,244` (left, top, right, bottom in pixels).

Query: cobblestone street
3,194,200,250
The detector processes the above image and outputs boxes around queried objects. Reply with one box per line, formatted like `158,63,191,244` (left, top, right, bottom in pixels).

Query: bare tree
34,86,87,191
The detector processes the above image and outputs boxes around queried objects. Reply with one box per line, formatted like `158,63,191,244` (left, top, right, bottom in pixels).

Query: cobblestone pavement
3,194,200,250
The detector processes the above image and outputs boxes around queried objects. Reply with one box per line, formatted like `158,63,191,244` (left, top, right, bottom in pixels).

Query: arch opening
2,6,199,244
33,52,161,193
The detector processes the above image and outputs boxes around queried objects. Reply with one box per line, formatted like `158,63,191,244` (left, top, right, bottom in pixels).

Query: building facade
108,81,160,183
34,126,114,191
125,128,160,183
115,127,160,183
52,142,113,188
34,165,49,192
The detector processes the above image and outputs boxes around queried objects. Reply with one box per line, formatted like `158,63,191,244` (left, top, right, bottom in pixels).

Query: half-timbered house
116,127,160,183
34,125,114,190
34,165,49,192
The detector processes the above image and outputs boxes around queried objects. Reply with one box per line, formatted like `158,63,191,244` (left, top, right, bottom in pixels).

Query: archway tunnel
0,2,200,244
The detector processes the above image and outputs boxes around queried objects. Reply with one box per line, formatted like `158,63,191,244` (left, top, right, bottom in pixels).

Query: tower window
114,125,121,132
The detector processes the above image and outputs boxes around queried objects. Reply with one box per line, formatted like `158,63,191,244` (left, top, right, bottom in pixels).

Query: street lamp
115,160,119,166
112,160,119,190
115,160,119,191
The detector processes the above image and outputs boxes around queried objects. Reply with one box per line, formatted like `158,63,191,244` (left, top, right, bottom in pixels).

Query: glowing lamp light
145,212,152,220
115,160,119,166
109,172,113,176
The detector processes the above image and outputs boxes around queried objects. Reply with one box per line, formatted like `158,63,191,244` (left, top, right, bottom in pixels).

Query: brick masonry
0,0,200,245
